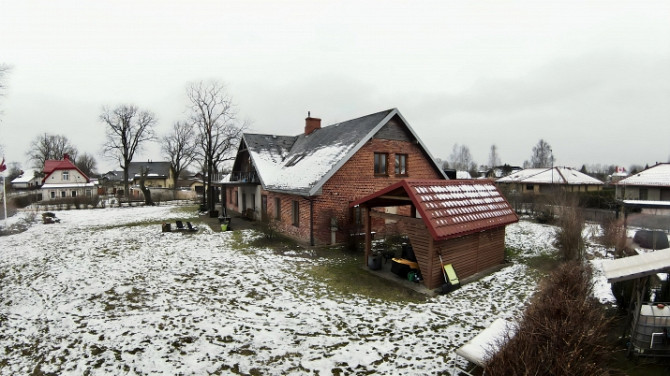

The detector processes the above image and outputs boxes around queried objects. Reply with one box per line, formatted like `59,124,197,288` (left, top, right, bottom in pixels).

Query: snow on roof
351,179,519,241
245,108,445,196
456,171,471,179
496,167,603,185
622,200,670,208
602,247,670,283
455,318,514,367
616,163,670,187
42,181,98,189
10,169,39,184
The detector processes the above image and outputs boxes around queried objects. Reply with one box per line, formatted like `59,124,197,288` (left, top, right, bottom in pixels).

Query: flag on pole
0,157,6,172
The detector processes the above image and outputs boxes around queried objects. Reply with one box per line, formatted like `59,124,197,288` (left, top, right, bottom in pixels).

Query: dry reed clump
553,201,585,261
484,261,613,376
600,218,633,258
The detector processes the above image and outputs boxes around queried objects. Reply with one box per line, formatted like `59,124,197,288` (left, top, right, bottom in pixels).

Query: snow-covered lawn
0,207,614,375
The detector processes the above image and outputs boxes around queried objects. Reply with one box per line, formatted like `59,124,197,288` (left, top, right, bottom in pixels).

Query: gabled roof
244,108,446,196
43,157,90,183
496,167,603,185
350,179,518,241
616,163,670,187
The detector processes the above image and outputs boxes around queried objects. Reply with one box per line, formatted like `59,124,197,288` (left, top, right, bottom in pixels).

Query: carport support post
364,206,372,266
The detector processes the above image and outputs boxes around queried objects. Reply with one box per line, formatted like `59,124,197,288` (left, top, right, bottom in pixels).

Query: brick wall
262,138,443,245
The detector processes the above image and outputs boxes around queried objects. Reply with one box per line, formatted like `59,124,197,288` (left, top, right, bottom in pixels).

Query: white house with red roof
41,154,99,201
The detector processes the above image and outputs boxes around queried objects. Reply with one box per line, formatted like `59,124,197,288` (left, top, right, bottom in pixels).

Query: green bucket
220,224,228,231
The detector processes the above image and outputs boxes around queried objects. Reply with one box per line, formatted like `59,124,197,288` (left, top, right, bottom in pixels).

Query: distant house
482,165,523,179
41,154,98,201
495,166,604,194
609,166,630,184
10,169,41,189
223,108,447,245
615,163,670,214
101,161,174,197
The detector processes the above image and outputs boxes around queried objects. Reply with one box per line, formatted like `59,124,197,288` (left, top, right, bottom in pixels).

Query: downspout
309,197,315,246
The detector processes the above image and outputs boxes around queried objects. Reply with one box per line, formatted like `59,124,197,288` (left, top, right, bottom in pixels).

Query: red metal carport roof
350,179,519,241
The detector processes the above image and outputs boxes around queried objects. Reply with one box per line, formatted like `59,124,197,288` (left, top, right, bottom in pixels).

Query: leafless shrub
553,195,585,261
484,261,613,376
600,217,631,258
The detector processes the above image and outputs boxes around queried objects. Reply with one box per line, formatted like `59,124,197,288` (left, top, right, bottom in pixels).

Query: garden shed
350,179,518,290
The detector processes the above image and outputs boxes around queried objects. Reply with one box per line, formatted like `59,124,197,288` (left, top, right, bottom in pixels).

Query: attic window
285,154,305,167
62,171,69,181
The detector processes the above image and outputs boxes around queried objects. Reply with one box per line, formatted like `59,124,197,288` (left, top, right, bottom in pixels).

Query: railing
230,171,259,183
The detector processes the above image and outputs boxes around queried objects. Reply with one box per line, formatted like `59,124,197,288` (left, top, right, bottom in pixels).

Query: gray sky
1,0,669,173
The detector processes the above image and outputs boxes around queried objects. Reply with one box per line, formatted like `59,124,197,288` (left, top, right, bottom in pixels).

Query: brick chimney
305,111,321,135
64,153,70,160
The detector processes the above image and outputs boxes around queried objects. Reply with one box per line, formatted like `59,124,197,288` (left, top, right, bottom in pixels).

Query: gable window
374,153,388,176
62,171,69,181
292,200,300,227
395,154,408,176
275,197,281,220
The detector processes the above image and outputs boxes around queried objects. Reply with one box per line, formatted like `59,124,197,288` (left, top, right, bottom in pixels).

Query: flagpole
2,175,6,225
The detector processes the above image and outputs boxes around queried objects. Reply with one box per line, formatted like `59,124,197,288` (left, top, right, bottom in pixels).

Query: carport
602,248,670,357
350,179,518,290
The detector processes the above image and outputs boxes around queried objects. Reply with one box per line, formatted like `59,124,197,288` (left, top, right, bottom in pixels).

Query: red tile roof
42,156,90,183
350,179,518,241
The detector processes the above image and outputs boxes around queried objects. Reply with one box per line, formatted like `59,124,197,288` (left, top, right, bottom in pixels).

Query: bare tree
161,120,198,192
0,64,9,100
488,144,501,169
138,166,154,206
449,143,476,172
27,133,79,169
187,81,246,211
100,105,157,199
75,152,97,177
530,139,555,168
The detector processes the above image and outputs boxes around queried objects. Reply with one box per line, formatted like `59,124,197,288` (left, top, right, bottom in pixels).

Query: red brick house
223,108,446,245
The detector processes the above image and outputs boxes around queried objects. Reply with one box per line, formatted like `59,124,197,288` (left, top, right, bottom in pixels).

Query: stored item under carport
438,252,460,294
391,258,418,278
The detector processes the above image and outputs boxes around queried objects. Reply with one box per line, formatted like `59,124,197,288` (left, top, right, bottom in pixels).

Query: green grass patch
305,254,427,303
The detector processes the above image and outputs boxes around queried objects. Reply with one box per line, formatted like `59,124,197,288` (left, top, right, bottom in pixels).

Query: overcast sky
1,0,669,173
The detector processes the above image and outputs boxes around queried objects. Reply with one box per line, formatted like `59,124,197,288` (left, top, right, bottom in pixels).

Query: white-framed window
50,191,56,199
71,191,77,197
62,171,69,181
61,191,66,198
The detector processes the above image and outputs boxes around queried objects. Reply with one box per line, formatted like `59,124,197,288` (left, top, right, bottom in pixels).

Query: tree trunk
138,167,154,206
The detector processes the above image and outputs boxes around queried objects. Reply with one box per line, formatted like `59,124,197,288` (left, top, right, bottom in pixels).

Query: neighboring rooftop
496,166,604,185
616,163,670,187
10,169,40,184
